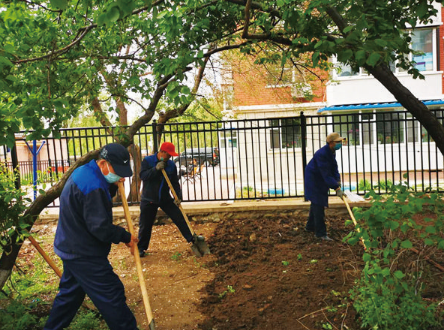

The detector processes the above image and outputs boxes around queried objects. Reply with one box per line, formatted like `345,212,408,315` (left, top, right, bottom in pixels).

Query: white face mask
103,162,122,184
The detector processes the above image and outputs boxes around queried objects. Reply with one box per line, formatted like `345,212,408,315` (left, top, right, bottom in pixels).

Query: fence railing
1,110,443,207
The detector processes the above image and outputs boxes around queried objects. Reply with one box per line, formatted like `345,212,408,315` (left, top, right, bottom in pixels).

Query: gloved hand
336,188,344,200
337,181,342,188
174,199,181,206
125,235,139,256
156,161,166,171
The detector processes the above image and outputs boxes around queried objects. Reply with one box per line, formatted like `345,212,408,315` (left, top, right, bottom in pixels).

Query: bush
0,165,31,252
345,184,444,329
0,300,39,330
358,179,372,191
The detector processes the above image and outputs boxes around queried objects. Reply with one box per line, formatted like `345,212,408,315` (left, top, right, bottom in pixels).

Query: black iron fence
1,110,443,207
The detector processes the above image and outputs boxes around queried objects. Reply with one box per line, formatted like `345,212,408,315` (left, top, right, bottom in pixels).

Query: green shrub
0,165,31,253
68,310,107,330
375,179,393,191
0,300,39,330
358,179,372,191
344,184,444,329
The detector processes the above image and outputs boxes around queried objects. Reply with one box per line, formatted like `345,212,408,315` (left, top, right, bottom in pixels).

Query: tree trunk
128,144,142,203
367,64,444,156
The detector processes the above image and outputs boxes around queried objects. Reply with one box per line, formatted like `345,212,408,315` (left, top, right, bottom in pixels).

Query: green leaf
50,0,68,10
394,270,405,279
0,56,13,67
107,6,121,23
337,49,353,63
343,26,353,33
363,253,371,262
388,221,399,230
381,267,390,276
366,52,381,66
400,240,413,249
97,13,107,26
375,39,387,47
424,238,434,246
417,0,428,19
425,226,436,234
312,51,320,65
3,44,15,53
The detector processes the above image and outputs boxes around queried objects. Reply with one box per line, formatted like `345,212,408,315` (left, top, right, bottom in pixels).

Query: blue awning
317,99,444,113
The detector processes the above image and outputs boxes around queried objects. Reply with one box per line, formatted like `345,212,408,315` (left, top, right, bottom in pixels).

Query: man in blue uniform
138,142,193,257
44,143,139,330
305,132,345,241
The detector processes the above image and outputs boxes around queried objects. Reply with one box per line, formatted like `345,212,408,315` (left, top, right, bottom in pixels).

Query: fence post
11,140,20,190
152,120,158,153
300,112,307,201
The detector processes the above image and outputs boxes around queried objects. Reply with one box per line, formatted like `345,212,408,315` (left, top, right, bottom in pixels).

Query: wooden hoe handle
161,169,195,236
342,196,367,250
118,182,155,330
27,234,62,278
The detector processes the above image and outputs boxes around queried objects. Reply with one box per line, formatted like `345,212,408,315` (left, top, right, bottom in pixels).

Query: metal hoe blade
344,190,365,202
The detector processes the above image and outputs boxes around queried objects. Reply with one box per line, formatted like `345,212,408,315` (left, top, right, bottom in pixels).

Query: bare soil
18,211,444,330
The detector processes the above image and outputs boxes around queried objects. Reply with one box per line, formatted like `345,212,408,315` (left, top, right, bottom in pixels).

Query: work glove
336,188,344,200
337,181,342,188
174,199,181,207
156,161,166,171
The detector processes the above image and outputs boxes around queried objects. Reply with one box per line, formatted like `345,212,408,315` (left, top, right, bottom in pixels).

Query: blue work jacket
304,144,340,207
54,160,131,259
140,153,181,203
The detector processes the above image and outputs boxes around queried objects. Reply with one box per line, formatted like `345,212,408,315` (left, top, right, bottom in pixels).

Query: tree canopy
2,0,444,150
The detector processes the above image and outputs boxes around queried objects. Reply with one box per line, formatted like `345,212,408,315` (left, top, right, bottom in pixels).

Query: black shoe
304,228,315,233
318,235,334,241
139,250,146,258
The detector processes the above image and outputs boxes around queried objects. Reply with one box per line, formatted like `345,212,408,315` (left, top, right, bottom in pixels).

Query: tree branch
11,0,165,65
224,0,282,19
13,25,95,64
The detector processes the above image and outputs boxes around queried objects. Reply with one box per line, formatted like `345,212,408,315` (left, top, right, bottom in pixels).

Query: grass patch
0,252,108,329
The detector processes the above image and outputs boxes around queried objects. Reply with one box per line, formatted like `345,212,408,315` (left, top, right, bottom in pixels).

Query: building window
269,118,302,149
335,63,359,77
406,114,420,143
406,110,444,142
397,28,434,73
376,113,405,144
220,131,237,148
336,28,435,77
333,114,360,145
361,114,374,145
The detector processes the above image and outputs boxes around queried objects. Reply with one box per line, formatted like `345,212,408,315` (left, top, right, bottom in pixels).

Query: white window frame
268,118,303,151
332,27,438,79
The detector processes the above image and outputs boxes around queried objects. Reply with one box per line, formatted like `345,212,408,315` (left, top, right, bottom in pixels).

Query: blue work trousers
305,203,327,238
138,199,193,252
44,256,137,330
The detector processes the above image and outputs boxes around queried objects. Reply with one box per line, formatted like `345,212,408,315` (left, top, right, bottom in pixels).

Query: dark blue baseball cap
99,143,133,177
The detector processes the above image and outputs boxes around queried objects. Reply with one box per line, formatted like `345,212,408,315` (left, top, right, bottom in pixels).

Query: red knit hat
160,142,179,156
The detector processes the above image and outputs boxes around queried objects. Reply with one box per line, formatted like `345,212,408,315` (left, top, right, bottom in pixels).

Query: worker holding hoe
44,143,139,330
138,142,197,257
304,132,345,241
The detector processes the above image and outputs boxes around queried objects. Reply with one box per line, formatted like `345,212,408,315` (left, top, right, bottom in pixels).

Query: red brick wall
231,56,327,107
